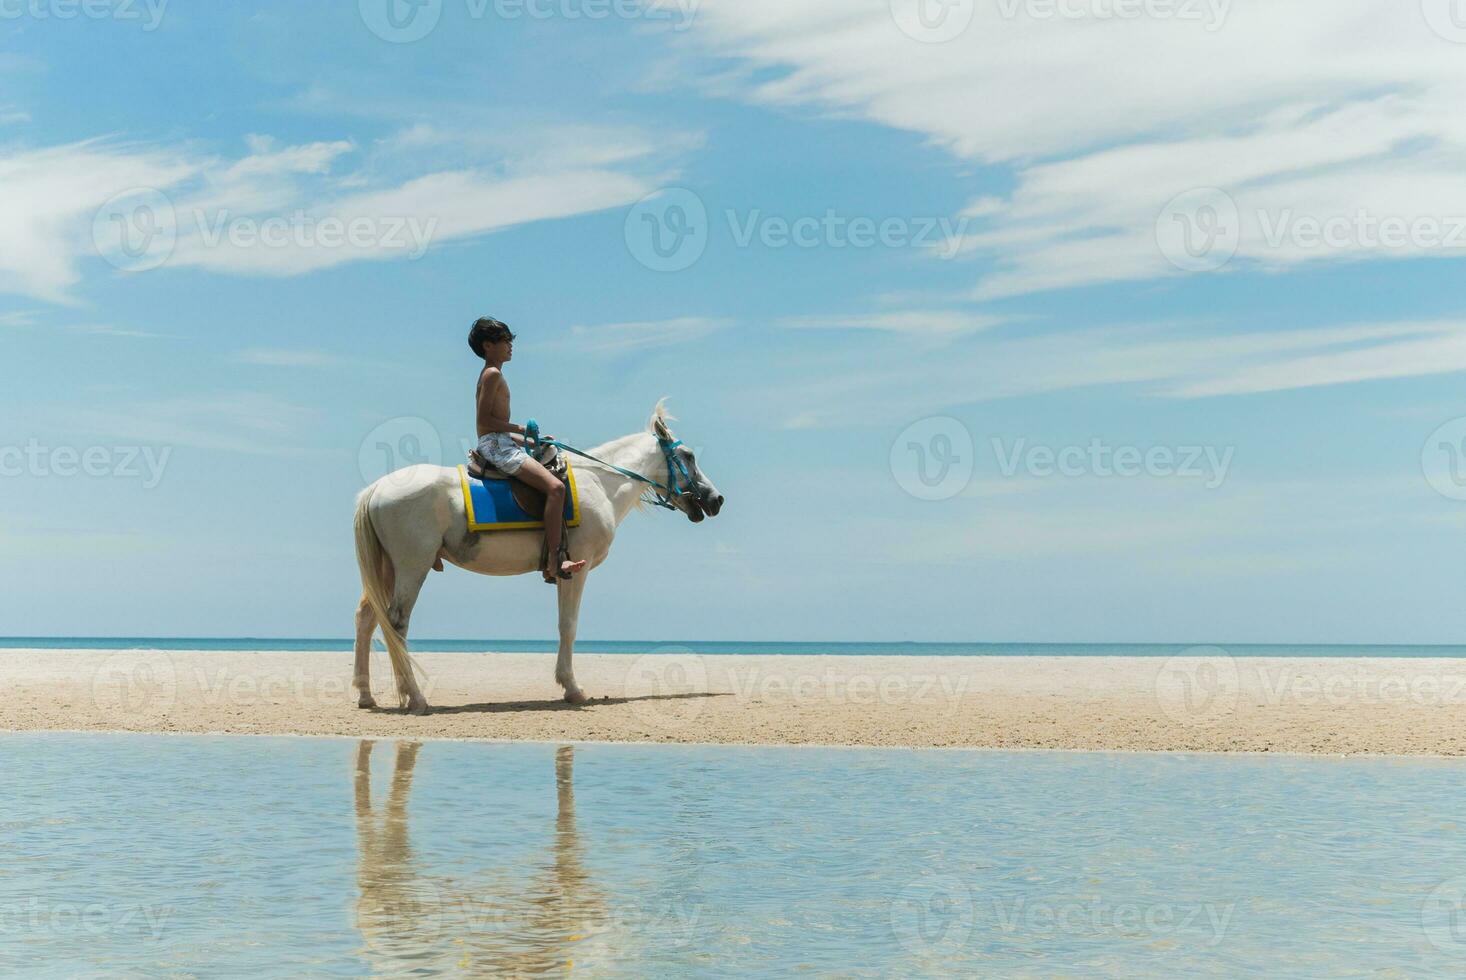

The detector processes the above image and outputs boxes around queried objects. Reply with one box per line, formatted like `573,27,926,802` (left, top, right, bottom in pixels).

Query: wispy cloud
0,124,667,301
56,392,321,456
65,324,165,339
232,348,346,368
777,310,1005,337
568,316,732,353
687,2,1466,298
758,319,1466,428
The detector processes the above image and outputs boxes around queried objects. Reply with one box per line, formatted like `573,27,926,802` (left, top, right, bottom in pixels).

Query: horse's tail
353,482,421,709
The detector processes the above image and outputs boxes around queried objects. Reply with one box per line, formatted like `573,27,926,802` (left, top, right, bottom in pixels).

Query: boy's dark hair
468,316,515,358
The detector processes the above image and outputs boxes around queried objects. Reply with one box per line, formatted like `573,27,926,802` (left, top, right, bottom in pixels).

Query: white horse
352,402,724,714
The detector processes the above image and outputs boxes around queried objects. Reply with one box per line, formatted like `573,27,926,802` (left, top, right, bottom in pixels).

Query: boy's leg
514,457,587,583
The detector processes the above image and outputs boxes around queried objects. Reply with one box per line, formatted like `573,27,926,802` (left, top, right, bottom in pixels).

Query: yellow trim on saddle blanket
459,462,582,532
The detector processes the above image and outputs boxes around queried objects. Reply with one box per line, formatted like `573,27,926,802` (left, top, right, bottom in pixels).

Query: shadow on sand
367,691,732,716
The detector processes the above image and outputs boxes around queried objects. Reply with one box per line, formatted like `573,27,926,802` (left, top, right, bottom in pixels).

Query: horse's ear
649,398,675,440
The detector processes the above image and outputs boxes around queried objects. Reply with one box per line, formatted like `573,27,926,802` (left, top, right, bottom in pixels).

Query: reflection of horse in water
352,741,609,975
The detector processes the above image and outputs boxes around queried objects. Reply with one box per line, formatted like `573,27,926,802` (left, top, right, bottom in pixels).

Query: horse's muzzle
705,493,724,517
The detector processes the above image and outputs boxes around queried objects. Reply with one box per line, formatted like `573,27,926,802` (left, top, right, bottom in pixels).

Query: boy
469,316,587,584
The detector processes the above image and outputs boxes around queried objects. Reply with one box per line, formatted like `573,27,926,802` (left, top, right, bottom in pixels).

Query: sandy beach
4,648,1466,756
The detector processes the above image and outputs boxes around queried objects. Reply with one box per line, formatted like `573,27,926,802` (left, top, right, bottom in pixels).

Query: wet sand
4,648,1466,756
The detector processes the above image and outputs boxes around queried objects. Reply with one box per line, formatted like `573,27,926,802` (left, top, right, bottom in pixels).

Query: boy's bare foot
543,558,587,584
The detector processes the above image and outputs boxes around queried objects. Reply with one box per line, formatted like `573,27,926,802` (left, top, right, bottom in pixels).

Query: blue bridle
525,419,692,511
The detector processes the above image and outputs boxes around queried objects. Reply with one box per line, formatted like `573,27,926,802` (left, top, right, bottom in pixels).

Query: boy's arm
475,369,525,436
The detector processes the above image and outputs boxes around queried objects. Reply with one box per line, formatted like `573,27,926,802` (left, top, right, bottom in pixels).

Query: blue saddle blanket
458,464,580,532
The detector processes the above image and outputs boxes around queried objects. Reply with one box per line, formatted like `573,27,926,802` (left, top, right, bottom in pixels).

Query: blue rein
524,419,689,511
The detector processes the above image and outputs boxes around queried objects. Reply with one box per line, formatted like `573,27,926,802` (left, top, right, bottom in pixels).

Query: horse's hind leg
387,561,434,715
354,596,377,709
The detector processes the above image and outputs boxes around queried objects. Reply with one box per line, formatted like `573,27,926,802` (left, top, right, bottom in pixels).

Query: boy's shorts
476,432,530,476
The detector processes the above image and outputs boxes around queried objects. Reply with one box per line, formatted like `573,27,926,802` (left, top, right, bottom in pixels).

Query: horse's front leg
555,571,590,705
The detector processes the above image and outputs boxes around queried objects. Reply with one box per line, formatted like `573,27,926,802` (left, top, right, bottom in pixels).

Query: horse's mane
577,400,674,512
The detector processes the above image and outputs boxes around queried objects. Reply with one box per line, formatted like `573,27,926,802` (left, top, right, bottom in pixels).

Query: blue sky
4,0,1466,643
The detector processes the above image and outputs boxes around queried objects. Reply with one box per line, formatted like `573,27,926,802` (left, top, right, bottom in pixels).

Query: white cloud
685,1,1466,297
0,125,665,300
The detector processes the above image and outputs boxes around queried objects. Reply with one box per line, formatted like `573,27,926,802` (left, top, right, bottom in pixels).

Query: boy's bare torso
476,366,511,438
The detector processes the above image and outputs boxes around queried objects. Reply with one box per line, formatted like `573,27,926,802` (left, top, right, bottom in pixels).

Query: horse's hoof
407,699,431,716
563,689,589,706
357,693,378,709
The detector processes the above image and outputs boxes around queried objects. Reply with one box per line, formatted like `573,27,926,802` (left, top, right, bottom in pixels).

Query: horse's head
651,403,724,523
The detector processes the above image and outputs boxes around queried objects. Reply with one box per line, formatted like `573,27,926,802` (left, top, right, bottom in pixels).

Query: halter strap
539,436,686,511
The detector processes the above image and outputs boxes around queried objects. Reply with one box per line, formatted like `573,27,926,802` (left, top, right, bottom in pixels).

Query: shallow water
3,735,1466,977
